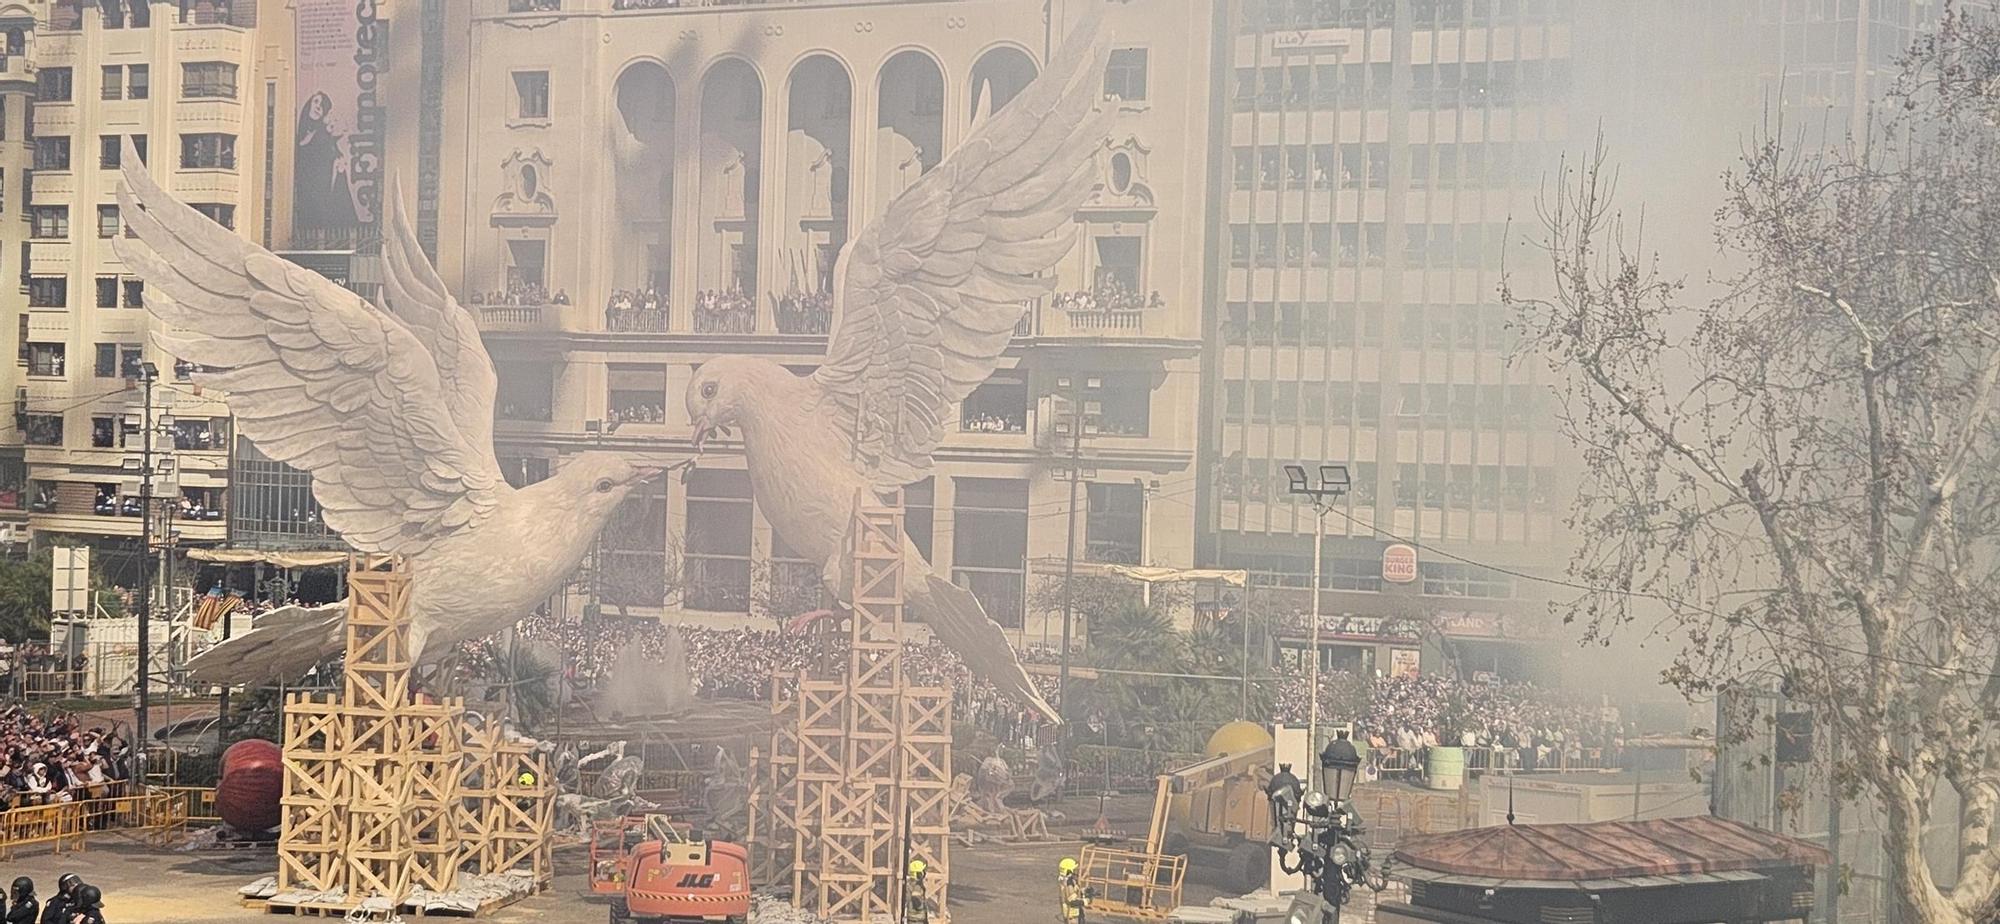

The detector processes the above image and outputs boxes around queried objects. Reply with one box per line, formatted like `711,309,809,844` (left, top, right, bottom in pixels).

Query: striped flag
192,587,243,631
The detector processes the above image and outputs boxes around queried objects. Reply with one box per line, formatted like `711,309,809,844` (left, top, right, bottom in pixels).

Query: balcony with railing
1039,281,1166,338
605,287,669,332
773,291,832,335
471,283,568,333
691,290,756,334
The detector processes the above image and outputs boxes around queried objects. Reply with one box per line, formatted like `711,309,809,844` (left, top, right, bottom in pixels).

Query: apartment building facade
1200,0,1951,683
18,0,273,579
0,5,37,548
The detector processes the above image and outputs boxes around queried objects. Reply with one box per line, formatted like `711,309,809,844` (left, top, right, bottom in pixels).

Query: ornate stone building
381,0,1215,642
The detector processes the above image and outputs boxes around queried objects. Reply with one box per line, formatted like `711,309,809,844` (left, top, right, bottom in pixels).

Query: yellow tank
1204,721,1274,758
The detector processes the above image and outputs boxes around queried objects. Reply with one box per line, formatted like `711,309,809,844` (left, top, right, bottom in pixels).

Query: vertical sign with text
293,0,384,247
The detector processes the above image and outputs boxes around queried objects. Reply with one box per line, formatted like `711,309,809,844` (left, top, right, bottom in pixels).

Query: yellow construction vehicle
1074,723,1277,920
1147,721,1277,893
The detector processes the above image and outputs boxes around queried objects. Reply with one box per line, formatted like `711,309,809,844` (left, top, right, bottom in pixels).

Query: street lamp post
1284,464,1350,774
132,361,162,789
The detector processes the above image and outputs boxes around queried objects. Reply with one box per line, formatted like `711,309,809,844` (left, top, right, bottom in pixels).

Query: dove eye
594,478,614,493
700,382,718,400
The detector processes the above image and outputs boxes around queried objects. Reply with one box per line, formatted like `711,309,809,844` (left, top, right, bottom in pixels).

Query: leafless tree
1506,13,2000,922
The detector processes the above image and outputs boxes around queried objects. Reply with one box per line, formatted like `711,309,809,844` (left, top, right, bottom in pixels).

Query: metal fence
0,792,184,860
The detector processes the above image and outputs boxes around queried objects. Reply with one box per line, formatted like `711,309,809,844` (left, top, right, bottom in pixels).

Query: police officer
1057,857,1087,923
903,858,929,924
38,875,78,924
62,886,99,924
1265,762,1303,847
6,877,37,924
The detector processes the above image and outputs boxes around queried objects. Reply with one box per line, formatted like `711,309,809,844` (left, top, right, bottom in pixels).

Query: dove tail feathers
915,573,1061,725
186,601,347,685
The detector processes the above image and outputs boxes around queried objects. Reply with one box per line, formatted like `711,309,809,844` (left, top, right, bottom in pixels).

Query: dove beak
691,419,713,451
630,466,664,485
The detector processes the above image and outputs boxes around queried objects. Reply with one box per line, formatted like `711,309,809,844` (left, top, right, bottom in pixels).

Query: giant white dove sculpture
116,157,662,685
684,17,1115,724
121,15,1114,722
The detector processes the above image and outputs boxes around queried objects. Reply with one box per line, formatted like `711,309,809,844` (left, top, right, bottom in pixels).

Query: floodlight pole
1287,464,1348,790
1307,501,1325,770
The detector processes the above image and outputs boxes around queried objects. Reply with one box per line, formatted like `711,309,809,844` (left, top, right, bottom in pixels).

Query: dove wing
115,160,508,556
377,178,499,458
811,12,1112,488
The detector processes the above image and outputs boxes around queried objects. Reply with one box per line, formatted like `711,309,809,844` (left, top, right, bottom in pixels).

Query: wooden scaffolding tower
275,557,552,908
750,496,954,922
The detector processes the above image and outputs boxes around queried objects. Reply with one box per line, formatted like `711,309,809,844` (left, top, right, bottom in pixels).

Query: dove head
686,355,785,451
547,452,660,523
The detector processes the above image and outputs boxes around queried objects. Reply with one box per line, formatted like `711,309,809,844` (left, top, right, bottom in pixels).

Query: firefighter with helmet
904,858,930,924
1058,856,1089,923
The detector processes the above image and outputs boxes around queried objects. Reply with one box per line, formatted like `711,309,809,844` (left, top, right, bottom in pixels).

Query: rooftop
1393,815,1832,883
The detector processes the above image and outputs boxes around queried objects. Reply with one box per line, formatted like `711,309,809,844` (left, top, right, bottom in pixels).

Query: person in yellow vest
1058,856,1088,923
904,859,929,924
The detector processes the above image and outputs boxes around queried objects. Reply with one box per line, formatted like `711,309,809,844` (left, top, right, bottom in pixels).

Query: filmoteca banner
293,0,384,241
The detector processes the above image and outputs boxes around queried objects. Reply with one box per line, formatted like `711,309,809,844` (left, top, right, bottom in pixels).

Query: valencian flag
192,585,243,632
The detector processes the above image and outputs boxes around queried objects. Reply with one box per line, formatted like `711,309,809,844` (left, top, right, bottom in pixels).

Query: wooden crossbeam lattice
756,496,955,922
276,561,551,911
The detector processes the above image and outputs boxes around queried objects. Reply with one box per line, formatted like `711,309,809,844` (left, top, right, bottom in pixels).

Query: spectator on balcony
960,412,1025,433
607,404,665,425
606,286,669,332
1052,276,1162,317
773,290,833,335
481,281,555,308
693,290,756,333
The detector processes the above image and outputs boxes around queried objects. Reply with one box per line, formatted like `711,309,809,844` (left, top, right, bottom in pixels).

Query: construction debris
749,893,836,924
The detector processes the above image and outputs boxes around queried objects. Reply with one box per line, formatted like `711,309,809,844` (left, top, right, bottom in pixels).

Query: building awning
1393,815,1832,881
1100,566,1249,586
186,549,351,569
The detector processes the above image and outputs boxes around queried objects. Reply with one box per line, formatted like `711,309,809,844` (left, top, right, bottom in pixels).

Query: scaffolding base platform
244,872,544,918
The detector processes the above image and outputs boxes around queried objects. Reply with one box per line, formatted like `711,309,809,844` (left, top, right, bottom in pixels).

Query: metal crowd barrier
157,786,220,824
0,791,184,859
1364,745,1614,778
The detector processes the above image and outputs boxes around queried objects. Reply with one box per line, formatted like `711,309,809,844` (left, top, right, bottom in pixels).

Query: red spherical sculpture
216,739,282,833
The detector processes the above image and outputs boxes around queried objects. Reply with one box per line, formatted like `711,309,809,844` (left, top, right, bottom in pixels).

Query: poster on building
51,546,89,614
293,0,384,244
1389,647,1420,679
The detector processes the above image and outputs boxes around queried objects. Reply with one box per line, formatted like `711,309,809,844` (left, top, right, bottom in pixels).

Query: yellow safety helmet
908,859,927,876
516,770,537,786
1058,857,1078,874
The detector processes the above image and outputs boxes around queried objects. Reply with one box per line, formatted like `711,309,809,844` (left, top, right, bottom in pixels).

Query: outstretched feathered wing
377,177,500,458
114,158,509,556
812,10,1113,488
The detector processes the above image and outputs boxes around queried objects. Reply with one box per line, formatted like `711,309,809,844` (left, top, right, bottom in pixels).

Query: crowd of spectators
1272,671,1622,773
692,291,757,333
774,291,833,335
501,612,1622,776
606,287,670,332
959,412,1026,433
607,403,667,425
1052,274,1164,316
469,282,569,308
0,707,126,811
508,615,1058,733
508,0,562,10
